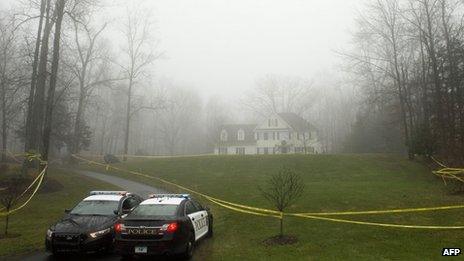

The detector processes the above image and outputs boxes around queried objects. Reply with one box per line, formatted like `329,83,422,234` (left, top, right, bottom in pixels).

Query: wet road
11,169,188,261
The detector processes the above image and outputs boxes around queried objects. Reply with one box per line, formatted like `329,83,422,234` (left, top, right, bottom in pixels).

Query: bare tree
67,15,109,155
345,0,464,164
159,84,202,155
244,74,314,117
21,0,48,161
205,96,232,150
118,5,161,160
260,167,304,238
42,0,66,163
0,174,28,236
0,16,26,162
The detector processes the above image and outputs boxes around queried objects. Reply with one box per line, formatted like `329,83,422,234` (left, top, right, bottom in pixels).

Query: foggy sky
2,0,364,100
150,0,362,100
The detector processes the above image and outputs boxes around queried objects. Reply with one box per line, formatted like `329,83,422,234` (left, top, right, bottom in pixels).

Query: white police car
114,194,213,259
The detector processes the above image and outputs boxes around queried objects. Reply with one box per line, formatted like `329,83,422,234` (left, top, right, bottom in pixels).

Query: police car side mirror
64,209,70,214
113,210,119,215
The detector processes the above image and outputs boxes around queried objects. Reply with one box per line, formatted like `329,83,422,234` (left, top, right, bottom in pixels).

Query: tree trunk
423,1,445,156
24,0,46,158
390,23,413,160
1,76,6,163
440,0,458,160
4,206,10,236
279,216,283,238
31,0,53,155
100,117,107,155
123,77,133,161
72,92,85,154
42,0,65,164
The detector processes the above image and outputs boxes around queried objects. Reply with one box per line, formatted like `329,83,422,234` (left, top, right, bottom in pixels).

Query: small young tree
0,175,27,236
260,167,304,238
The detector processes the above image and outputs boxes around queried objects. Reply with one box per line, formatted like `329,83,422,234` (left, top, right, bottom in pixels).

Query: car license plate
135,246,147,254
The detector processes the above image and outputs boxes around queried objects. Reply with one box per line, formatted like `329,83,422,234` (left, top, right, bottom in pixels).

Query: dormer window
220,130,228,141
268,118,278,127
237,129,245,141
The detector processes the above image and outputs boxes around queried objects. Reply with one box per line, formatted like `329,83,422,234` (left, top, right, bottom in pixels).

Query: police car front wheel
207,217,213,238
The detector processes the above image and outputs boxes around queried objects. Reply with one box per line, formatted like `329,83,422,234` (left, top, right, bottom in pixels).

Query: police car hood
52,214,116,233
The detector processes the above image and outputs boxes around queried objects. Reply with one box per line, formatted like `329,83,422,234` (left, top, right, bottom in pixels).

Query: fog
144,0,361,100
1,0,463,163
5,0,363,98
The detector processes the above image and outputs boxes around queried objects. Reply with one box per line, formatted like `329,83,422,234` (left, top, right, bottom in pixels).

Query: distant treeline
344,0,464,164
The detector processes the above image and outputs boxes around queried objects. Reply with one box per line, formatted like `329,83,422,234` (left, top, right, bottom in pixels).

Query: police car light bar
90,191,129,196
149,194,190,199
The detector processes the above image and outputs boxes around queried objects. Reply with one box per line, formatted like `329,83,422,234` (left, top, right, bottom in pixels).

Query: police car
45,191,142,255
114,194,213,259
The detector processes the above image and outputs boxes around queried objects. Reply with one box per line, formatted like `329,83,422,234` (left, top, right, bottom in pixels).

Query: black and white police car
45,191,142,255
114,194,213,259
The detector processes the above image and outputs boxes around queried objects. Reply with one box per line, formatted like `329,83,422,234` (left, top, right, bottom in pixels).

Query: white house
214,112,322,155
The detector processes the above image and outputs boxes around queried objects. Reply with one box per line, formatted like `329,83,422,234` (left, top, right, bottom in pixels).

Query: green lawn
80,154,464,260
0,168,120,257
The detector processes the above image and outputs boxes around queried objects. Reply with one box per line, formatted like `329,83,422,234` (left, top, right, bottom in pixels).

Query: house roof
277,113,313,132
217,124,257,145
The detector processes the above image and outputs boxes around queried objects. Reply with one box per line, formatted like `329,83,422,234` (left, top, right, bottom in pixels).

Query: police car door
185,201,205,241
191,200,209,237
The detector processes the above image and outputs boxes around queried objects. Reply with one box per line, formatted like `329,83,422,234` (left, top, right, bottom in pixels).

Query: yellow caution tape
296,205,464,216
72,154,464,229
290,213,464,229
0,165,47,217
81,153,214,159
0,153,47,214
431,156,464,185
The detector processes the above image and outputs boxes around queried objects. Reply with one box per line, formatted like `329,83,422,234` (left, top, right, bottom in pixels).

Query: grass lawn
0,168,120,257
80,154,464,260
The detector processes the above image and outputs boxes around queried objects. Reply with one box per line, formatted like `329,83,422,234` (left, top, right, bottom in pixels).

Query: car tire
180,234,195,260
207,217,213,238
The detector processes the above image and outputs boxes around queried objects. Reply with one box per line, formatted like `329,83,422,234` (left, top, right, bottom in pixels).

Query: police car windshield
70,200,119,216
130,204,178,217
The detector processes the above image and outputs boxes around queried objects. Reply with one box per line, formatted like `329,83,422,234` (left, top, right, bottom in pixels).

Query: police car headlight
46,229,53,239
89,228,111,238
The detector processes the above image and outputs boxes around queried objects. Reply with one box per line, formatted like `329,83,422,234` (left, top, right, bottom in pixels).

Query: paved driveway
12,170,198,261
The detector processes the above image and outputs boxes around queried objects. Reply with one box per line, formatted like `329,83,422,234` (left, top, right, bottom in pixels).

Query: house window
219,147,228,155
276,132,280,140
237,129,245,141
268,119,271,127
263,148,269,154
272,132,276,140
274,119,278,126
220,130,228,141
264,133,269,140
236,147,245,155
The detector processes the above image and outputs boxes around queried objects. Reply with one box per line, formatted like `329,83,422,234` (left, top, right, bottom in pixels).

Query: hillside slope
80,154,464,260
